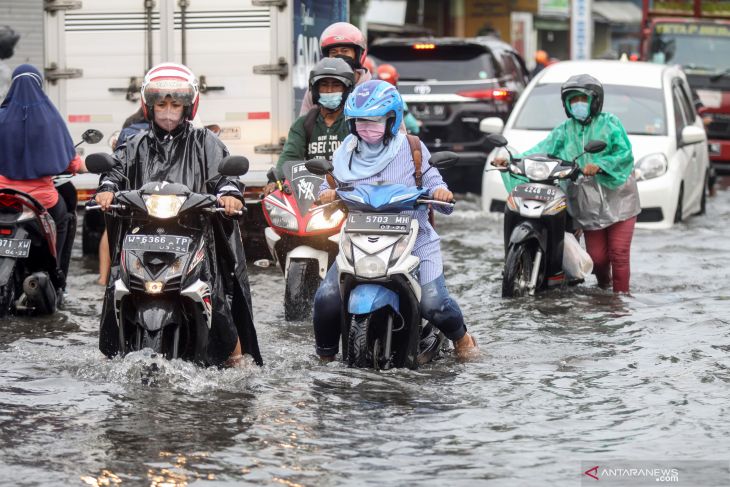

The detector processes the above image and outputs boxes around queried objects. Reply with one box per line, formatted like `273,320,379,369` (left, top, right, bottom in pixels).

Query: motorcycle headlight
306,208,345,232
264,201,298,231
143,195,186,219
634,153,668,181
388,232,411,266
355,255,387,279
524,160,550,180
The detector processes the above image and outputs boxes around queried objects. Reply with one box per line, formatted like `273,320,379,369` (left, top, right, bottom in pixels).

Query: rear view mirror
679,125,705,146
429,151,459,170
266,167,277,183
486,134,509,148
219,156,249,177
85,152,117,174
82,128,104,145
479,117,505,134
584,140,607,154
305,159,333,176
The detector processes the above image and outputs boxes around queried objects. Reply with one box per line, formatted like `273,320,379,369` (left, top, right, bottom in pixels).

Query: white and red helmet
140,62,200,120
320,22,367,69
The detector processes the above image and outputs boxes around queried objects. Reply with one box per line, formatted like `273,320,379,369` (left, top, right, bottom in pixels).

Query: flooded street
2,186,730,486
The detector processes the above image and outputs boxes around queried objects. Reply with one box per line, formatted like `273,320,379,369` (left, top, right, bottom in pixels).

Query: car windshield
512,83,667,136
649,22,730,73
369,44,498,82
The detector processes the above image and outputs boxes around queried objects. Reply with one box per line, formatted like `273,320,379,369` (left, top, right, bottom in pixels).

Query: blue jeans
312,264,467,356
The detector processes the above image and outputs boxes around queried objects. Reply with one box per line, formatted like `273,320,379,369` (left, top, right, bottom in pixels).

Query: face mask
355,120,386,144
154,106,184,132
570,101,590,121
333,54,359,70
319,92,343,110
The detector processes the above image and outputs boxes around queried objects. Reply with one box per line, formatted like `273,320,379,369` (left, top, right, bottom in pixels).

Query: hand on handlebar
582,163,602,176
262,182,277,196
319,189,337,204
490,157,508,168
432,187,454,203
218,195,244,216
94,191,115,211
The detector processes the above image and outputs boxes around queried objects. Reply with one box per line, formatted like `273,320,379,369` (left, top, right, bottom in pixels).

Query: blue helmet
345,80,403,138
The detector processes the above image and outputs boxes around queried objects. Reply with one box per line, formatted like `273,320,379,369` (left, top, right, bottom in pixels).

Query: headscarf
0,64,76,179
332,132,406,182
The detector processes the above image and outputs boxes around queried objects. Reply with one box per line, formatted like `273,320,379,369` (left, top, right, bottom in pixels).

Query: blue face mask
570,101,590,121
319,92,343,110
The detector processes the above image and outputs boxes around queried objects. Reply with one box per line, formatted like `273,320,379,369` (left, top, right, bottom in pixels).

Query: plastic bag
562,232,593,280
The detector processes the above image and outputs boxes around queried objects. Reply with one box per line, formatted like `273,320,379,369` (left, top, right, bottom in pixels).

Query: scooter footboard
347,284,400,315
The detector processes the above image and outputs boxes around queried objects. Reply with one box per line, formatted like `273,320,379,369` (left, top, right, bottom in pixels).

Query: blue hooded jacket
0,64,75,179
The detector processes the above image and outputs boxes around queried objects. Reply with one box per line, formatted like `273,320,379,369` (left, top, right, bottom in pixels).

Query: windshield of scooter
337,184,427,213
282,160,325,216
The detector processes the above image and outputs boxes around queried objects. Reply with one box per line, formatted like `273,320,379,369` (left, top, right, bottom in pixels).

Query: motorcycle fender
348,284,400,315
264,226,281,264
134,299,182,333
509,222,546,251
286,245,329,279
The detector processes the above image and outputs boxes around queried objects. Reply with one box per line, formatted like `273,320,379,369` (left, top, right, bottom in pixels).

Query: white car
481,60,710,229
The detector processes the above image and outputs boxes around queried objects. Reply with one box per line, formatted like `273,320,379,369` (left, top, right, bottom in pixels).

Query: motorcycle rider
299,22,372,116
313,80,479,361
94,62,262,366
0,64,87,287
494,74,640,293
263,58,354,196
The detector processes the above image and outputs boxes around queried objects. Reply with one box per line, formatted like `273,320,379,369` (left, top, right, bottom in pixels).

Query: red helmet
376,64,399,86
320,22,367,68
363,56,377,74
140,62,200,120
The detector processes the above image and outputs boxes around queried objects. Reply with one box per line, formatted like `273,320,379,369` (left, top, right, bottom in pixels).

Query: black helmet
0,26,20,60
560,74,603,124
309,57,355,108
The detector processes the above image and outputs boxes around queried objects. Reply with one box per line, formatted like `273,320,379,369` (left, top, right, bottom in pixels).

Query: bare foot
454,333,479,361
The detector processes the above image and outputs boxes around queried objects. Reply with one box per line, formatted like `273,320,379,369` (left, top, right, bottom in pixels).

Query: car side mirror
305,159,333,176
584,140,607,153
680,125,705,146
82,128,104,145
486,134,509,147
85,152,117,174
218,156,249,177
429,151,459,170
479,117,505,134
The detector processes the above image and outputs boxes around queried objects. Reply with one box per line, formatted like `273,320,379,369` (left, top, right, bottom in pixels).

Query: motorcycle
305,152,458,370
262,161,344,320
486,134,606,297
85,152,249,363
0,128,103,316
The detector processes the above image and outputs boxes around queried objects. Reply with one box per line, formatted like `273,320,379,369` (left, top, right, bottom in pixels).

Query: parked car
481,60,710,229
369,36,529,194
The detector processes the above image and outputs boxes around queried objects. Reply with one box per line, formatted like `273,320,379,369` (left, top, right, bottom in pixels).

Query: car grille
418,110,492,146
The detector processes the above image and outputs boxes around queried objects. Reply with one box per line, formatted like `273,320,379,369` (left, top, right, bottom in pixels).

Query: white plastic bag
562,232,593,280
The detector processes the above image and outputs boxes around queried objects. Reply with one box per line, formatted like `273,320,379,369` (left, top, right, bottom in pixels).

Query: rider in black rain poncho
94,62,262,366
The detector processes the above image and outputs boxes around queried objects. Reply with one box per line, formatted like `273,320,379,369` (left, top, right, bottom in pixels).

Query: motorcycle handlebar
86,204,126,211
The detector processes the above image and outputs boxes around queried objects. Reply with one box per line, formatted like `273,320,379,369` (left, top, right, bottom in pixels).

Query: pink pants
583,217,636,293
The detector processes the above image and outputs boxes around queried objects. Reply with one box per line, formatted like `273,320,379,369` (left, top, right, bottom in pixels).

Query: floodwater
2,187,730,486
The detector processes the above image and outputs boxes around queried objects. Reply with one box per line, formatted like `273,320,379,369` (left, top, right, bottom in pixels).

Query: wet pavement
1,184,730,486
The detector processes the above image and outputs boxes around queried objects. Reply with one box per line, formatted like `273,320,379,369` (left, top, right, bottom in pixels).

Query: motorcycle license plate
514,184,557,201
345,213,412,234
122,234,191,253
0,238,31,258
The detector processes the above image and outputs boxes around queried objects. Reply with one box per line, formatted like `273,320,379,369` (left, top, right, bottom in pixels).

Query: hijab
332,132,406,182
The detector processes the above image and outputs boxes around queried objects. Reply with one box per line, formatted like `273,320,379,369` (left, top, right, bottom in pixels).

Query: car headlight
388,232,411,266
143,195,186,219
634,153,668,181
355,255,387,279
264,201,298,231
524,160,550,180
307,208,345,232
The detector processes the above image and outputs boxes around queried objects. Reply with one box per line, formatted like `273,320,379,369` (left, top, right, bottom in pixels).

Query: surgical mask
154,106,184,132
570,101,590,121
355,120,386,144
319,92,343,110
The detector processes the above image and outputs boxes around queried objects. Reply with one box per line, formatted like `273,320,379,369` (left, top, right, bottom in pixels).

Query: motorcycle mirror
219,156,249,177
486,134,509,147
584,140,607,154
305,159,333,176
266,167,277,183
85,152,117,174
429,151,459,170
82,129,104,145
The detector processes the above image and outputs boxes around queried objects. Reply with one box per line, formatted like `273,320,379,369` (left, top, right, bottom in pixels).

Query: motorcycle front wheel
348,314,371,368
284,259,320,321
502,242,534,298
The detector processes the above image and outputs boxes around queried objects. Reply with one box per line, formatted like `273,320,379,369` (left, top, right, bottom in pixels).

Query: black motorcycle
0,128,103,316
486,134,606,297
86,152,249,363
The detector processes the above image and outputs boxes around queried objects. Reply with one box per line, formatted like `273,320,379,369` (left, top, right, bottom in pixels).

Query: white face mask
154,105,184,132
